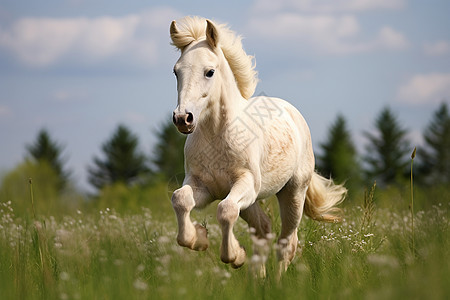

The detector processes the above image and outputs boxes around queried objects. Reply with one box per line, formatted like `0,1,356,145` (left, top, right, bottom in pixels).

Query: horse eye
205,69,215,78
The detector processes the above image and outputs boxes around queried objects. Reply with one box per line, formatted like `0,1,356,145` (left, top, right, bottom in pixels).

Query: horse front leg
171,181,211,251
217,173,258,268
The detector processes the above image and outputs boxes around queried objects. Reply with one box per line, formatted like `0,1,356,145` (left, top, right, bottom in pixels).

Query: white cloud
0,105,12,117
246,13,408,55
249,14,359,39
408,129,424,147
397,73,450,104
52,90,72,102
424,40,450,56
252,0,406,14
247,0,409,56
51,89,87,103
0,7,181,67
124,112,146,124
338,0,406,12
376,26,409,50
247,14,358,54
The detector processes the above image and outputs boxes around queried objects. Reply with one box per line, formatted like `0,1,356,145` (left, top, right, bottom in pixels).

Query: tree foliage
88,125,149,190
151,118,186,181
0,160,82,215
318,114,361,189
419,102,450,185
26,129,70,190
364,107,410,186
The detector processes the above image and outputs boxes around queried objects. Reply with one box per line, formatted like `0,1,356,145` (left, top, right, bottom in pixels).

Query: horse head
170,19,221,134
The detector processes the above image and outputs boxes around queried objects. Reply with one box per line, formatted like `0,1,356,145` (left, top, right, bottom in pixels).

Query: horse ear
170,21,179,43
206,20,219,48
170,20,189,51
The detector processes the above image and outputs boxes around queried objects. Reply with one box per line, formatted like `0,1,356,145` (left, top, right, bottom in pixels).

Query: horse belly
257,121,299,199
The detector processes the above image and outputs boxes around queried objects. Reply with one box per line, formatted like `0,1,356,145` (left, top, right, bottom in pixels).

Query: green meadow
0,178,448,300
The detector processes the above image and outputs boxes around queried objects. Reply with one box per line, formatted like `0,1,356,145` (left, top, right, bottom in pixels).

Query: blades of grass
410,147,416,257
29,178,36,219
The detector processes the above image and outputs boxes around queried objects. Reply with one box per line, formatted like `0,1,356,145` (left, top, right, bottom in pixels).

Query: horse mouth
176,124,195,135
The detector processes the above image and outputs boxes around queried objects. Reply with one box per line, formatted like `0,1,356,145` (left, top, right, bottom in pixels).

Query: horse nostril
186,112,194,125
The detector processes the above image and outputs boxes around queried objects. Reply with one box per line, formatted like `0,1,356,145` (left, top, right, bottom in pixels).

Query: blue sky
1,0,449,191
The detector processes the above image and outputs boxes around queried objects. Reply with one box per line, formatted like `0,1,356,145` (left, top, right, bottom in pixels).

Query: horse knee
172,186,194,213
217,200,239,226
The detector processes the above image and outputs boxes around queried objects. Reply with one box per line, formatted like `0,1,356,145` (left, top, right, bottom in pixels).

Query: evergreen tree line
7,103,450,196
317,103,449,190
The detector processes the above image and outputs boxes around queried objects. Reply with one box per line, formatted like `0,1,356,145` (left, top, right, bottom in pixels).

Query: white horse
169,16,346,273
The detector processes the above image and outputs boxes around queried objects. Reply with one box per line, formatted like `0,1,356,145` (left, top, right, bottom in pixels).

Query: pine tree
419,102,450,185
318,114,361,189
88,124,149,190
26,129,70,190
364,107,410,186
151,118,186,180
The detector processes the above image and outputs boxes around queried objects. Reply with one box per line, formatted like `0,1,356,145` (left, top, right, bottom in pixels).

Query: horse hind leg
276,182,307,273
240,202,272,239
240,202,272,277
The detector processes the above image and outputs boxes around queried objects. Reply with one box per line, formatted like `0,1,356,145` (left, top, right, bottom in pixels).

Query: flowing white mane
170,16,258,99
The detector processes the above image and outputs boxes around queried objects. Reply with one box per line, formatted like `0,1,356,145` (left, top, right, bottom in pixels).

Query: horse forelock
171,16,258,99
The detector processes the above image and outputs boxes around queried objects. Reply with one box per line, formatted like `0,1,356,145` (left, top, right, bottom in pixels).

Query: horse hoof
193,223,209,251
230,247,246,269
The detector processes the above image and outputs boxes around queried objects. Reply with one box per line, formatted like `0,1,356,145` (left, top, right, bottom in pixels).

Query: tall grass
410,147,416,256
0,179,449,299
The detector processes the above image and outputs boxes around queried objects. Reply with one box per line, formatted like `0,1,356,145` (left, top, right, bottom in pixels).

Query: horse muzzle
173,112,195,134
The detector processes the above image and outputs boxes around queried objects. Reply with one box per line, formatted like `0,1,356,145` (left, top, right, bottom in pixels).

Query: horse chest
186,143,246,198
191,163,233,199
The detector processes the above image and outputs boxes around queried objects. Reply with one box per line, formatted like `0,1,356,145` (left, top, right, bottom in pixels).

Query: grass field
0,182,449,299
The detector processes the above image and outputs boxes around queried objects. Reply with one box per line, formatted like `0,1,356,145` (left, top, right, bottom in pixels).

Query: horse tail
304,172,347,222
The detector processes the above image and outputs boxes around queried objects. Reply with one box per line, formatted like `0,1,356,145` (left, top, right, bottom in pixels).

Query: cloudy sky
0,0,449,191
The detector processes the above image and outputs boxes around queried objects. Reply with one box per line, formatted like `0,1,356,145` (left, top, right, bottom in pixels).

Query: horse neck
198,59,243,138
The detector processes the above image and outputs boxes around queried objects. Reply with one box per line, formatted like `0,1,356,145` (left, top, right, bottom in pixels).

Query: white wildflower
59,272,70,281
60,293,68,300
133,279,148,291
266,233,276,240
251,254,262,264
114,259,123,266
157,236,170,244
136,264,145,273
